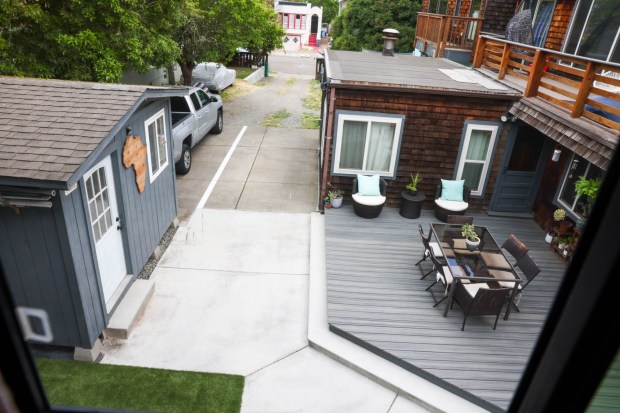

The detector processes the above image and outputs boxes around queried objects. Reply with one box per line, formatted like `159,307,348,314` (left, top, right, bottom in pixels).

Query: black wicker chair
351,178,387,219
451,281,511,330
502,234,529,265
446,215,474,225
434,182,471,222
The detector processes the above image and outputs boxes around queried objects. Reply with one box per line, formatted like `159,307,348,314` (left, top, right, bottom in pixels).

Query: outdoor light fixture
552,147,562,162
125,125,133,136
501,112,517,123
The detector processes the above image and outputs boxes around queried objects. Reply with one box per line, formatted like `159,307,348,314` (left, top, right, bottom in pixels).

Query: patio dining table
430,223,524,320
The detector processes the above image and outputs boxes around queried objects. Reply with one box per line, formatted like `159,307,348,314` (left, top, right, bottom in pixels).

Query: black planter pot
407,189,418,196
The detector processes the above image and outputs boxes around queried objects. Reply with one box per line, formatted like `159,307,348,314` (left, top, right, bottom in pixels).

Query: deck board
325,206,567,412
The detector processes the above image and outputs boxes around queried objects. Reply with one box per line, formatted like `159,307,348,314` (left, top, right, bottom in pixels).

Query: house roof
324,50,521,98
0,77,183,186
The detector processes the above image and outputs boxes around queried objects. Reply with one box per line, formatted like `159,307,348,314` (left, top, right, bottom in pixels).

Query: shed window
85,167,112,243
557,153,604,218
332,111,404,178
455,122,499,197
145,109,168,182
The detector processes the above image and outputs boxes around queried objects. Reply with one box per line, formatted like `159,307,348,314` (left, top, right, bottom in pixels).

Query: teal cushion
357,174,381,196
441,179,464,202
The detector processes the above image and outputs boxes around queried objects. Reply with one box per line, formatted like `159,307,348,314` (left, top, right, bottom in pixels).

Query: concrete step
104,279,154,339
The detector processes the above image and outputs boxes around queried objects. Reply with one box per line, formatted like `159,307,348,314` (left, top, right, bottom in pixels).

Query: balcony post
498,43,511,80
439,16,451,58
524,49,547,98
436,16,447,58
472,35,486,68
571,62,596,118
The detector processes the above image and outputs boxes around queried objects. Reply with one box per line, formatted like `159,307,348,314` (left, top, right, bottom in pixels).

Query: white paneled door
84,156,127,303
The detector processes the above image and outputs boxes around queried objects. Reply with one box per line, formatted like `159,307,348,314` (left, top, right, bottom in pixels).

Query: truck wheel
176,144,191,175
211,110,223,134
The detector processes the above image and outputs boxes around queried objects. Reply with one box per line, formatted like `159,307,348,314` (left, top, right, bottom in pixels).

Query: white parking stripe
195,126,248,210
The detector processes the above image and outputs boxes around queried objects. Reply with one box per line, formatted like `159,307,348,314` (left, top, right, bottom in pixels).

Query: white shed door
84,156,127,303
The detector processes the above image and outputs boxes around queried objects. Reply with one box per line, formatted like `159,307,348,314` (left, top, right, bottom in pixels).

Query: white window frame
556,153,603,219
332,111,404,178
455,122,499,197
562,0,620,63
145,109,169,183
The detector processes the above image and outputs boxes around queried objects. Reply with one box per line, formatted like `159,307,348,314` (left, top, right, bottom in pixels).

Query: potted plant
575,176,602,228
553,208,572,233
406,173,422,195
556,236,570,251
327,188,344,208
461,223,480,251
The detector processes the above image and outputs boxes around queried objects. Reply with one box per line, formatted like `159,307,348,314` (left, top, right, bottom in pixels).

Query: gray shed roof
325,50,521,98
0,77,181,185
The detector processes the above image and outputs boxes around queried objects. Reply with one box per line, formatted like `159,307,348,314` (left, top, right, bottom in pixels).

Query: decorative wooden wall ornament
122,135,147,193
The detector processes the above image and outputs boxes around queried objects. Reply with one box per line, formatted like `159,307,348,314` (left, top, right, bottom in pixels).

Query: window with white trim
145,109,168,182
332,111,404,177
557,153,604,218
563,0,620,63
455,122,499,197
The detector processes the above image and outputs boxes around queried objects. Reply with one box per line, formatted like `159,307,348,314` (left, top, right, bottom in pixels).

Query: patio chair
425,247,460,307
447,215,474,225
416,224,451,279
490,252,540,311
502,234,529,265
450,280,511,331
434,180,471,222
351,176,387,219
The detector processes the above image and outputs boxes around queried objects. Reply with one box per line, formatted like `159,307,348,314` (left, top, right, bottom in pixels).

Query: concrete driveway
101,54,430,413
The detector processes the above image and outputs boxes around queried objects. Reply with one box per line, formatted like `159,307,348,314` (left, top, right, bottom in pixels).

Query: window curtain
340,120,366,170
532,0,555,47
461,130,490,191
366,122,395,172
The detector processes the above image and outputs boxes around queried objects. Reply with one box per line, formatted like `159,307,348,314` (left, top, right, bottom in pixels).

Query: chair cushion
357,174,381,196
352,193,386,206
435,198,469,212
481,252,512,270
462,283,490,298
441,179,465,202
451,239,467,249
489,269,521,289
429,242,444,258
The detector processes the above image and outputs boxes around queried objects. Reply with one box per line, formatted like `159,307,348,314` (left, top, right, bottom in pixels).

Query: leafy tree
175,0,284,85
331,0,421,53
0,0,183,82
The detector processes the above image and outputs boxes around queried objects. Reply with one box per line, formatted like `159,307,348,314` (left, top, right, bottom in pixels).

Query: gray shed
0,77,184,352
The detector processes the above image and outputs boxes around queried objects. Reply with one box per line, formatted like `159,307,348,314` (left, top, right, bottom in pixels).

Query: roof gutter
327,81,521,100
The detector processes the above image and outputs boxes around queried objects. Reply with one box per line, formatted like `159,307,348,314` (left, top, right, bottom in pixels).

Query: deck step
104,279,154,339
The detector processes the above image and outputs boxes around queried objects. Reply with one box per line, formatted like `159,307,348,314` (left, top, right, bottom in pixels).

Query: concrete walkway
101,57,434,412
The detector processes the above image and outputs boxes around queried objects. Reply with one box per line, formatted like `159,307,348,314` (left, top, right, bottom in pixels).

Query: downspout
319,87,336,213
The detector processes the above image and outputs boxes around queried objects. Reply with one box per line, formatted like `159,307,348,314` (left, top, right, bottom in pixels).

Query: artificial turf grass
36,358,244,413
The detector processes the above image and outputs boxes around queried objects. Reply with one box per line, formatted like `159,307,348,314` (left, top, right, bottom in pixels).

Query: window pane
102,187,110,210
98,168,106,190
466,130,491,161
564,0,592,54
148,122,158,174
89,201,97,224
560,155,589,208
92,170,100,195
96,194,103,219
577,0,620,61
340,120,367,170
462,162,484,191
190,93,201,110
197,90,209,107
86,178,94,201
93,222,101,242
104,210,112,231
366,122,395,172
157,116,167,167
508,131,545,171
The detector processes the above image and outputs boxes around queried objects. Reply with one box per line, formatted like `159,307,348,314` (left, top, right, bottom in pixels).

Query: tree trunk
180,62,193,86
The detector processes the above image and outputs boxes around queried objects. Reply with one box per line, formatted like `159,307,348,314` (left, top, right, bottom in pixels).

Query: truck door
189,92,207,139
195,90,215,137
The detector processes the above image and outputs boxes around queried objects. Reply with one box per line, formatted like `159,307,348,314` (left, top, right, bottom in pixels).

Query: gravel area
137,224,178,280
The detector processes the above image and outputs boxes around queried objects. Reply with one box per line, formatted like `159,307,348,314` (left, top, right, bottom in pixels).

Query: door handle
116,216,123,230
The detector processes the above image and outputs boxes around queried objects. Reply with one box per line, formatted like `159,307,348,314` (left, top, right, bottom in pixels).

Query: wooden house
275,1,323,51
319,49,521,211
0,77,184,355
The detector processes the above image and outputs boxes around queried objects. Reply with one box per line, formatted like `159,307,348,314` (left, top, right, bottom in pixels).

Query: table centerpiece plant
462,223,480,251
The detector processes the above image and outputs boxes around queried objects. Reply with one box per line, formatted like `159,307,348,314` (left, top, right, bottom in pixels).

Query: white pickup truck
170,87,223,174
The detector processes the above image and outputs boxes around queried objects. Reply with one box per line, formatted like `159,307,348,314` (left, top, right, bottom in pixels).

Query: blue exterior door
490,123,551,213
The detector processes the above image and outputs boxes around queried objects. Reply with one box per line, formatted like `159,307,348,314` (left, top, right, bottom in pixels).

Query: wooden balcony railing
473,35,620,131
414,13,483,58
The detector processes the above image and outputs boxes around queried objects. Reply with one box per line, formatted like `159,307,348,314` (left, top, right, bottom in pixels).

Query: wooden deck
325,206,567,412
